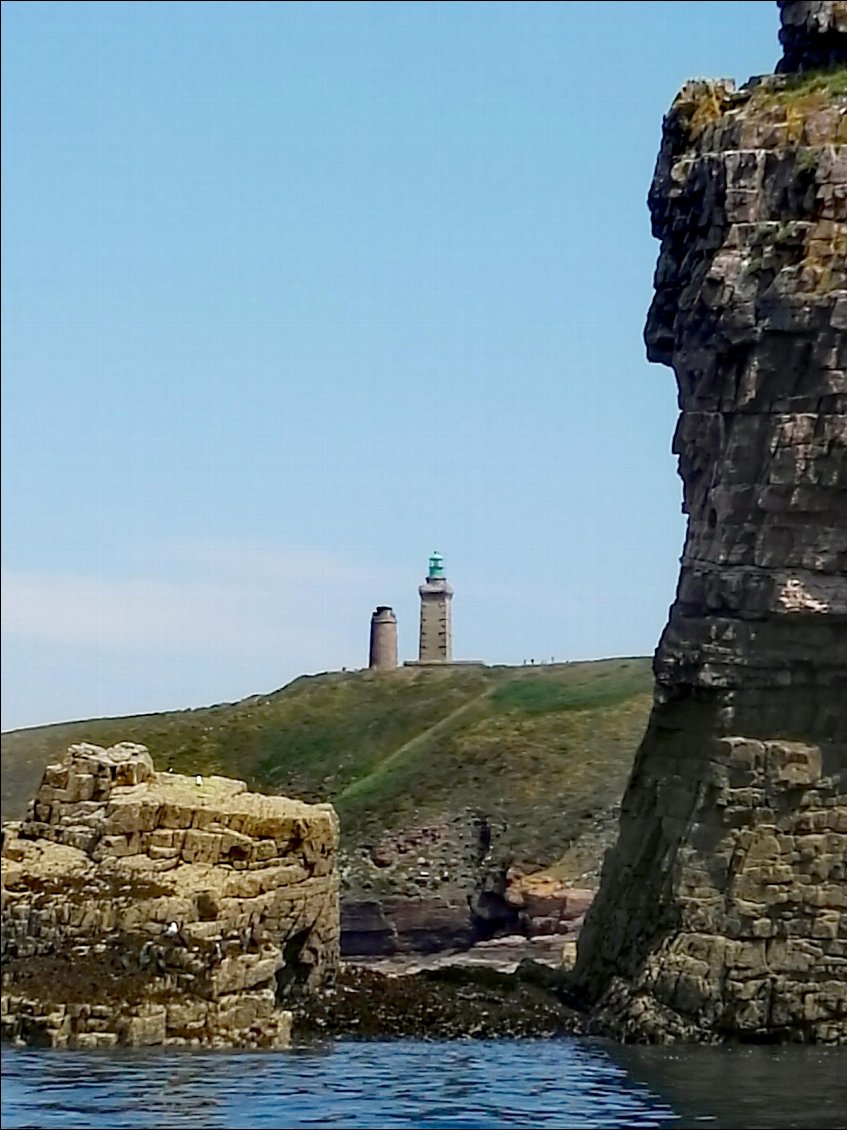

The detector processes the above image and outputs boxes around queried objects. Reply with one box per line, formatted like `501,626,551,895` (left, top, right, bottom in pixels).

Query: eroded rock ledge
1,743,339,1048
572,4,846,1043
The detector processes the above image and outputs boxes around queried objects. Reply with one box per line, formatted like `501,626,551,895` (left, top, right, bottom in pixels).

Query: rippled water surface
2,1039,845,1129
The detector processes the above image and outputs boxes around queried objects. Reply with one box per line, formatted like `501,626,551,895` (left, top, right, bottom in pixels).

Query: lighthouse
418,552,453,663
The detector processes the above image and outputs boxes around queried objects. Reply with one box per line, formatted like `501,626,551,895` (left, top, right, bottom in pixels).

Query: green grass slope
1,658,654,873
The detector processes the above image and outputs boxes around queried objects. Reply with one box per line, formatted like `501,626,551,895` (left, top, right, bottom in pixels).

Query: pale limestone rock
1,742,338,1049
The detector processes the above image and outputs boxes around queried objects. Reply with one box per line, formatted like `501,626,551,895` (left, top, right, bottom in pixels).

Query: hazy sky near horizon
2,1,777,731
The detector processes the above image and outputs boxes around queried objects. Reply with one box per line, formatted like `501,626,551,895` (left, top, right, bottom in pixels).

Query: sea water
2,1038,846,1129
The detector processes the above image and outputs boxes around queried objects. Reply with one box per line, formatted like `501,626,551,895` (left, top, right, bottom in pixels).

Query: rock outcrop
340,813,508,956
1,742,339,1048
339,817,593,955
504,872,594,939
573,3,847,1043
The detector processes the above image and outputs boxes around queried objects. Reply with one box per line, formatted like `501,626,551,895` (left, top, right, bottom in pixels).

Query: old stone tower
368,606,398,671
418,552,453,663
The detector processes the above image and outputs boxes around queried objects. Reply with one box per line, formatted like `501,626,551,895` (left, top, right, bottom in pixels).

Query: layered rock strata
573,4,847,1042
1,743,339,1048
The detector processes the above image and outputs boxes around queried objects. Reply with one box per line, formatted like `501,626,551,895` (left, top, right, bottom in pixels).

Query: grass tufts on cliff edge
1,658,653,876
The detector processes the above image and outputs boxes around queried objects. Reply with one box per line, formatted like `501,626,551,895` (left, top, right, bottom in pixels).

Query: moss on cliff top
674,66,847,147
765,66,847,103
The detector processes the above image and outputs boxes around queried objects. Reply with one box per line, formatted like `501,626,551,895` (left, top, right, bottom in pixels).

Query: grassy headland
1,658,653,878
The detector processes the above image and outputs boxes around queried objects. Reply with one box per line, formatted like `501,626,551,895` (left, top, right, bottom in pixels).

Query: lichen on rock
572,2,847,1044
1,742,339,1048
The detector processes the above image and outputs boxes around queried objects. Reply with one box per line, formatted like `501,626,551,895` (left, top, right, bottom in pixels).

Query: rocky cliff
572,2,847,1043
1,743,339,1048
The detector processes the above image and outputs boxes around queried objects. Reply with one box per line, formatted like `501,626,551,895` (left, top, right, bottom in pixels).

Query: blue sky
2,1,777,730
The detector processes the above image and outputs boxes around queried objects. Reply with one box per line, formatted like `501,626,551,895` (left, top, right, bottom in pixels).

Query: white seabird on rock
195,774,203,786
165,921,179,937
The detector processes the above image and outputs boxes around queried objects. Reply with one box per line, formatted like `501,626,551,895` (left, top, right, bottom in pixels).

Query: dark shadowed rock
777,1,847,72
341,896,475,956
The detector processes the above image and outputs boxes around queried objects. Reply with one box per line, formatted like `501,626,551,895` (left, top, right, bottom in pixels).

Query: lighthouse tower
418,552,453,663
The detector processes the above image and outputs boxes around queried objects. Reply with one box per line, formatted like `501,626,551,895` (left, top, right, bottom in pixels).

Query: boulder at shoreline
1,742,339,1048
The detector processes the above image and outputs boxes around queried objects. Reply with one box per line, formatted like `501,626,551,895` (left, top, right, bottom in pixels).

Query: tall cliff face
573,3,847,1043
